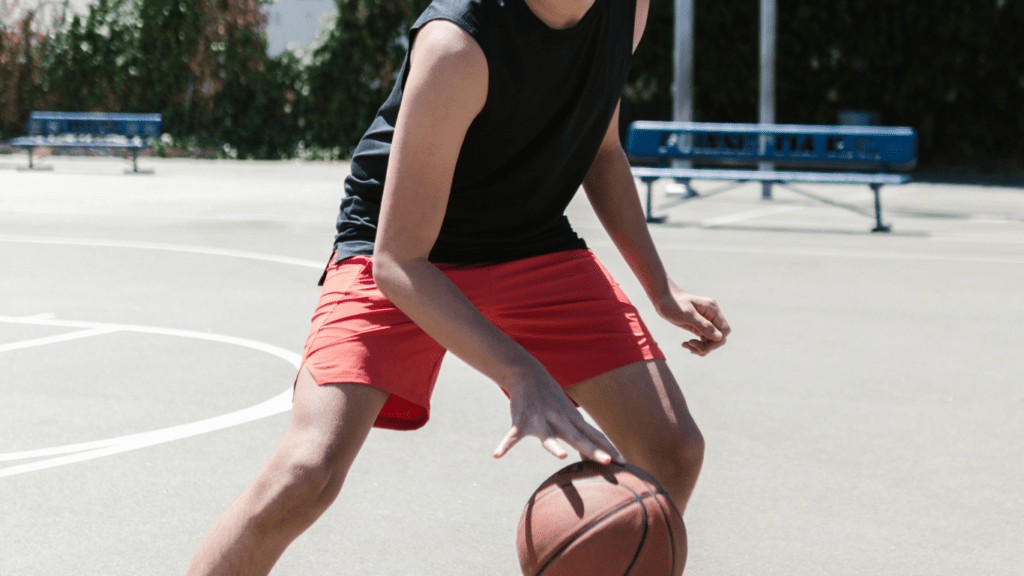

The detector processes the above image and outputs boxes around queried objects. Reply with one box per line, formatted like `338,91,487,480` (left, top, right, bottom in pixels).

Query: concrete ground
0,154,1022,576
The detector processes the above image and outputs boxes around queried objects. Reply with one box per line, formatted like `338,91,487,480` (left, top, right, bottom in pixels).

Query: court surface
1,155,1022,575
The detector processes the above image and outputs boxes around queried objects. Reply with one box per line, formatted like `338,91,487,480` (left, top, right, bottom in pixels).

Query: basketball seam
620,485,650,576
534,492,644,576
648,490,678,574
533,490,666,576
629,470,681,575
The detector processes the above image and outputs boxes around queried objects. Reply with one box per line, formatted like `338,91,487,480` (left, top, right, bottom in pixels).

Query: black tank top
332,0,635,265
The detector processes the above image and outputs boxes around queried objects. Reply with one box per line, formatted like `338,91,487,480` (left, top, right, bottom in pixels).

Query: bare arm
582,104,729,355
582,1,730,354
372,20,622,464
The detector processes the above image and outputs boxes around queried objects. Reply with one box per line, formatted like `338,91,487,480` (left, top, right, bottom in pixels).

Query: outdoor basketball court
1,156,1021,575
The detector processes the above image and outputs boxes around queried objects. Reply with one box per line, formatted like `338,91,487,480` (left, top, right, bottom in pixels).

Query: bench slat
627,121,917,168
11,137,150,149
26,112,162,138
625,121,918,231
630,166,910,186
10,111,164,173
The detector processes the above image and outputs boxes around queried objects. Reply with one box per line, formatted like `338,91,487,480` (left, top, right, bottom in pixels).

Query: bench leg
761,181,773,200
679,178,698,198
644,178,667,224
15,147,52,171
870,183,891,233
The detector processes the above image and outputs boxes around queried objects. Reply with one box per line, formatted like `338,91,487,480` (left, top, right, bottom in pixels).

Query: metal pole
673,0,694,125
672,0,694,174
758,0,777,198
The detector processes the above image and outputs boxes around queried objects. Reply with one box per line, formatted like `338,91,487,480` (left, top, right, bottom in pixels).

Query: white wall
264,0,336,57
3,0,336,57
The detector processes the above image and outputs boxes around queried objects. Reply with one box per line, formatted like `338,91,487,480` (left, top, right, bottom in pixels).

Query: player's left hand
655,282,731,356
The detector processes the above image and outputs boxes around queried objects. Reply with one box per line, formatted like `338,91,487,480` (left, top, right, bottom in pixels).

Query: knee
634,425,705,499
661,424,705,479
282,454,345,508
248,450,346,529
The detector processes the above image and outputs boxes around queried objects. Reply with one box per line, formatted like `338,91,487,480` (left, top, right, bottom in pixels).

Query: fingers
683,333,728,356
556,419,625,465
691,297,729,341
494,424,571,461
493,418,625,465
542,437,569,460
492,426,522,459
673,294,730,356
706,300,731,339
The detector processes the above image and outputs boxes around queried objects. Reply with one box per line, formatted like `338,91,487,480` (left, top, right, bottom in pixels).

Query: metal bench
626,121,918,232
10,112,162,173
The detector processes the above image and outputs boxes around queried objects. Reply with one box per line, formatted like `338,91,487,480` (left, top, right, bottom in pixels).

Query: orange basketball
517,461,686,576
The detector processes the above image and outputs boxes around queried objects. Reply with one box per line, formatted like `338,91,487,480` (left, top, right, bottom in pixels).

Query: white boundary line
0,234,321,478
0,316,298,475
0,326,119,353
700,206,805,227
0,316,303,367
1,227,1019,476
585,238,1024,266
0,316,298,476
6,231,1023,266
0,391,292,477
0,235,325,269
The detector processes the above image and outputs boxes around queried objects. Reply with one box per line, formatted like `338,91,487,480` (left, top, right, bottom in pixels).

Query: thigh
564,359,703,508
565,359,700,451
277,366,390,475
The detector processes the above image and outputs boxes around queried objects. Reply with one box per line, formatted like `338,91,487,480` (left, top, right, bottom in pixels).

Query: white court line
14,312,56,321
0,316,303,367
585,238,1024,266
700,206,804,227
0,236,319,478
7,231,1023,266
932,234,1024,246
0,390,292,477
0,327,118,353
1,227,1017,476
0,235,325,269
0,317,297,476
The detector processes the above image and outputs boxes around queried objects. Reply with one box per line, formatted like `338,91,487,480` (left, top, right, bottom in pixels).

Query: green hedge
299,0,431,156
2,0,1022,165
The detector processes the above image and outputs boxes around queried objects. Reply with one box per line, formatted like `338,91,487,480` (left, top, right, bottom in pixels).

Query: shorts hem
301,363,432,431
565,349,666,389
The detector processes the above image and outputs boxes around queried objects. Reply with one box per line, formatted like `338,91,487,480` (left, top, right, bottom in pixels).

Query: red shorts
301,249,664,430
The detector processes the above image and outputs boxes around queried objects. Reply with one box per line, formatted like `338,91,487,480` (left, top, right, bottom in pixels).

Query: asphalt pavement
1,154,1022,575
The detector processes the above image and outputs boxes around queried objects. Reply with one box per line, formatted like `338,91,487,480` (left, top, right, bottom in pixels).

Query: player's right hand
492,373,625,466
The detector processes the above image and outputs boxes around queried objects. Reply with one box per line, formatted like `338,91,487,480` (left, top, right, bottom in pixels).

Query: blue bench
626,121,918,232
10,112,162,173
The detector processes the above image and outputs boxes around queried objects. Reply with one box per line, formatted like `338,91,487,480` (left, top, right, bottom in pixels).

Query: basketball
516,460,686,576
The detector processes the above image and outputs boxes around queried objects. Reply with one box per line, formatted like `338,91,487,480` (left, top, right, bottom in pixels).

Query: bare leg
187,366,389,576
565,359,704,511
565,360,704,575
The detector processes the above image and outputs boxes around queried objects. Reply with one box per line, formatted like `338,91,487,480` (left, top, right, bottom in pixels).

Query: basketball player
187,0,730,573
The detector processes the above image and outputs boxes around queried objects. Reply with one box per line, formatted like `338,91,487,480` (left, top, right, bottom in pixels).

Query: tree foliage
3,0,1023,165
626,0,1024,164
299,0,431,156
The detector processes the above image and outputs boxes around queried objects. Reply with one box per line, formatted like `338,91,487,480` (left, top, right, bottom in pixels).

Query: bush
0,0,299,157
3,0,1022,165
299,0,431,159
